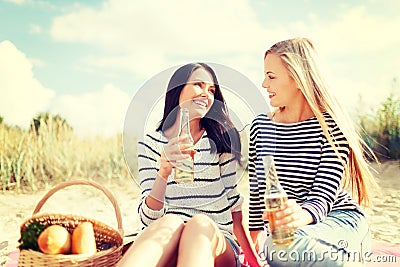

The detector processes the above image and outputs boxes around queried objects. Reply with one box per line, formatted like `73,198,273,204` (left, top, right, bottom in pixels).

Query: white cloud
308,6,400,108
0,40,54,127
51,0,400,100
48,1,398,111
50,0,267,78
310,6,400,55
0,41,130,137
51,0,263,52
51,84,130,137
268,5,400,108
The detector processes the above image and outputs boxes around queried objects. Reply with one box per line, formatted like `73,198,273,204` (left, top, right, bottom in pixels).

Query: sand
364,161,400,245
0,161,399,265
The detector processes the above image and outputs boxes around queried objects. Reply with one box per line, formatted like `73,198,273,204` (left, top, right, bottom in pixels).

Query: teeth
193,100,207,107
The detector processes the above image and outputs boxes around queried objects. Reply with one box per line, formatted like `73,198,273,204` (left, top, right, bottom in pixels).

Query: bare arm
144,172,168,210
249,230,263,252
232,211,263,267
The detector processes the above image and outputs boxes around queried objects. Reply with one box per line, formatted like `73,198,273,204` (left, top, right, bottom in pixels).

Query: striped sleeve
301,122,350,222
248,118,265,231
219,153,243,212
137,133,166,226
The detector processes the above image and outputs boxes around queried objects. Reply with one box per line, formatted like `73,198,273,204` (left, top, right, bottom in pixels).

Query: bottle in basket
174,108,195,183
262,155,294,245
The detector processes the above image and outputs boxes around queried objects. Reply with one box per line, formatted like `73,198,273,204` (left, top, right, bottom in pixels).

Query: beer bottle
174,108,195,183
263,155,294,245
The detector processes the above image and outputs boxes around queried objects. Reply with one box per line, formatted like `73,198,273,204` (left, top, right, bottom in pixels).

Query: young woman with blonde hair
248,37,378,266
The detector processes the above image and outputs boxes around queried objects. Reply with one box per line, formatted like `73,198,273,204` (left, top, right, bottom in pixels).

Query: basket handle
33,180,123,235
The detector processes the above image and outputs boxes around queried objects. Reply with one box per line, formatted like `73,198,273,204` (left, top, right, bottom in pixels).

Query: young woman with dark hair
118,63,261,267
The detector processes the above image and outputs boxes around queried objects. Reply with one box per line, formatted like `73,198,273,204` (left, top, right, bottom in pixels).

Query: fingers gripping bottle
174,108,195,183
262,155,294,245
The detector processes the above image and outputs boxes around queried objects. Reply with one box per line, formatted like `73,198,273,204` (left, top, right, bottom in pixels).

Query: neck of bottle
179,108,193,142
263,156,286,196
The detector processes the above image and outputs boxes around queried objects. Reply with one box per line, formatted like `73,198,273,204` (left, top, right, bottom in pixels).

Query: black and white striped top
137,130,243,234
248,113,362,231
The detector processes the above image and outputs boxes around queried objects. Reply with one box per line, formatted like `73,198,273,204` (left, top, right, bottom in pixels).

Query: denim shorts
224,233,242,267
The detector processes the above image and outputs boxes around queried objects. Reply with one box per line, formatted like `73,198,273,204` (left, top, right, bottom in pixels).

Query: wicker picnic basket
18,180,124,267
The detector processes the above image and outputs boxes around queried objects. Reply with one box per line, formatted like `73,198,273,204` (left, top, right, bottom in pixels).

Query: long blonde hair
265,37,378,206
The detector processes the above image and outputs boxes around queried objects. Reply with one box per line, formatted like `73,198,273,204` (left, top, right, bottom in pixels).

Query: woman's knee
119,214,183,267
143,214,185,239
181,214,228,258
158,213,185,227
185,214,218,236
146,213,184,230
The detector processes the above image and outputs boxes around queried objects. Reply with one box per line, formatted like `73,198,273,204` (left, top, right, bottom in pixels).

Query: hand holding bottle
262,200,313,230
262,155,294,245
159,136,195,180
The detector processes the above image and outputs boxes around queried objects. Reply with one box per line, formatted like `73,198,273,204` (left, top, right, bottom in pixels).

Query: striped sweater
137,130,244,234
248,113,362,231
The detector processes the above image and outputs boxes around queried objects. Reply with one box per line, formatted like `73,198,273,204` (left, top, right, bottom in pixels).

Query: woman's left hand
262,199,313,230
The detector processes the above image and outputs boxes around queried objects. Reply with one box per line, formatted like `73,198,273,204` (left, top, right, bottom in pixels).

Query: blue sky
1,0,399,137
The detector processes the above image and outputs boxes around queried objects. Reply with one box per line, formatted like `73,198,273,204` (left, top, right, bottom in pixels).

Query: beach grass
0,114,131,193
357,90,400,161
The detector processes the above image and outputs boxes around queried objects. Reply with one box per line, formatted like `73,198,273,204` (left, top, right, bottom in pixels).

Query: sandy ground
364,161,400,245
1,161,399,265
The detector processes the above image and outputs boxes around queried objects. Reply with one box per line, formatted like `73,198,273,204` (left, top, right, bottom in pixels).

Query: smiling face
262,53,301,108
179,68,215,119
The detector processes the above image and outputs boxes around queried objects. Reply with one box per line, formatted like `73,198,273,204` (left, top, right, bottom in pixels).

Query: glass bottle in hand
174,108,195,183
263,155,294,245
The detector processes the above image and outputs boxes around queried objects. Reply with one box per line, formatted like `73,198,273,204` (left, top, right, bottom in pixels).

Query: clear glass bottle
262,155,294,245
174,108,195,183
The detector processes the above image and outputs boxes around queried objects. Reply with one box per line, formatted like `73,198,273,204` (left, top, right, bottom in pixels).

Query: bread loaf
71,221,97,255
37,225,71,254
